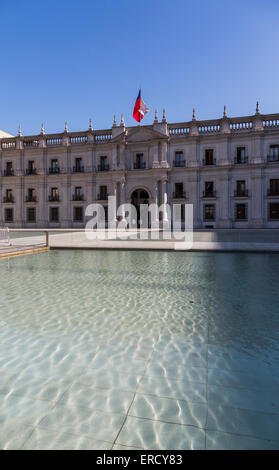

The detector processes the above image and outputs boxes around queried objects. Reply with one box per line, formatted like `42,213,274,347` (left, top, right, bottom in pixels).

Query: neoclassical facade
1,105,279,229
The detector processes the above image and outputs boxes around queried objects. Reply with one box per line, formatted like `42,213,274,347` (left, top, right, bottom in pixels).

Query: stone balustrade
263,118,279,129
1,112,279,152
168,126,190,136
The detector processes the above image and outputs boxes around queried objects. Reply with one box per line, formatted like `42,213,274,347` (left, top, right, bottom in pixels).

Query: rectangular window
26,188,36,202
74,207,83,222
235,203,247,220
75,186,82,196
236,180,247,196
50,207,59,222
27,160,36,174
5,208,13,222
269,145,279,162
174,152,184,167
99,185,107,200
75,158,83,171
270,179,279,195
205,181,214,191
237,180,246,192
204,182,215,197
99,156,108,171
27,207,36,223
205,149,214,165
175,183,183,194
4,190,14,203
50,188,59,201
135,153,145,169
204,204,215,221
73,187,83,201
269,203,279,220
5,162,13,176
236,147,246,163
50,159,59,173
176,152,183,161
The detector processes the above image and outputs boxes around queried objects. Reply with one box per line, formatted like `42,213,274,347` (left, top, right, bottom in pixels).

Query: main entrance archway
131,189,150,227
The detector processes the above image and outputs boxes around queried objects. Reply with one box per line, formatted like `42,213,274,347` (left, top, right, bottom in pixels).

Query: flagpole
139,83,141,126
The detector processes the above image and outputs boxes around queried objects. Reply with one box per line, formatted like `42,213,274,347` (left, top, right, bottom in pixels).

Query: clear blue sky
0,0,278,135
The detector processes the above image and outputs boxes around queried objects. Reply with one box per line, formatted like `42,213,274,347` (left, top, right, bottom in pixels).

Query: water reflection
0,250,279,449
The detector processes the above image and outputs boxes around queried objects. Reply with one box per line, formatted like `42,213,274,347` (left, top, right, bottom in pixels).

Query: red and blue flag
133,89,149,123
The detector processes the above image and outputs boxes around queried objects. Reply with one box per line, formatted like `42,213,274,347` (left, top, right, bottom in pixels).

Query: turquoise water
0,250,279,450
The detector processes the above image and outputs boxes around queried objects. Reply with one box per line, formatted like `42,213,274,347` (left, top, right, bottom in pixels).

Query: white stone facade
1,107,279,229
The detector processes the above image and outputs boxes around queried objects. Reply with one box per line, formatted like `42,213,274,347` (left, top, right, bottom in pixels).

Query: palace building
0,104,279,229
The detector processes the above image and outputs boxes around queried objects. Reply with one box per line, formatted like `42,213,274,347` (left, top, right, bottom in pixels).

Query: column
250,169,264,227
60,177,71,227
38,180,47,226
111,181,118,222
162,178,168,222
219,137,230,166
152,142,159,168
252,135,264,164
216,171,232,228
160,141,169,168
188,172,201,228
119,178,126,219
152,180,159,223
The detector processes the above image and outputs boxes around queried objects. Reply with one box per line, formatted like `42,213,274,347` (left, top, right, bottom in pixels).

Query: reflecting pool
0,250,279,449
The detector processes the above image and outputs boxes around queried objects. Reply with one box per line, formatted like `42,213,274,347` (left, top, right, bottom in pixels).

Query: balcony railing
234,156,248,164
267,155,279,163
234,190,249,197
97,193,108,200
98,164,109,172
3,196,15,203
25,196,37,202
172,191,186,199
203,158,216,166
267,190,279,197
203,191,217,198
48,195,60,202
173,160,186,168
72,195,85,201
25,169,37,175
134,162,146,169
72,166,84,173
3,169,14,176
49,168,60,174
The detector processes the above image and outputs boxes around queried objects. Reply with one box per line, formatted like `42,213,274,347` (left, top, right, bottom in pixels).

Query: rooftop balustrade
0,112,279,154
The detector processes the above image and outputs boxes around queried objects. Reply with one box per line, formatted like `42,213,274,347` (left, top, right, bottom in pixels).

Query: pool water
0,250,279,450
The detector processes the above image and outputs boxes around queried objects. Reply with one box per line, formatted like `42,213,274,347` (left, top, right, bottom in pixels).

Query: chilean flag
133,89,149,123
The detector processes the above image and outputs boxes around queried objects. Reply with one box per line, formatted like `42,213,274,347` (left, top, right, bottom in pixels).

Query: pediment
0,129,14,138
125,126,168,143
